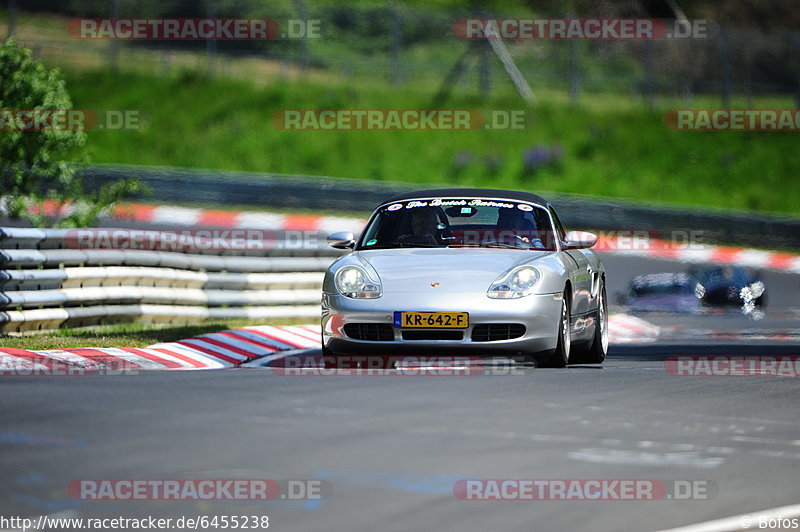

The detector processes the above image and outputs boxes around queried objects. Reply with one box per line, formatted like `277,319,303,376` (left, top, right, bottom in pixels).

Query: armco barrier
0,227,341,334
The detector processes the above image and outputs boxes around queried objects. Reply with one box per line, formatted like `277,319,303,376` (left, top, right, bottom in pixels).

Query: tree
0,38,141,227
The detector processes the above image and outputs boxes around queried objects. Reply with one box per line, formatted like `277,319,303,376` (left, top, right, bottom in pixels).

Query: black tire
320,344,396,369
322,352,352,369
538,291,571,368
321,341,341,369
571,281,608,365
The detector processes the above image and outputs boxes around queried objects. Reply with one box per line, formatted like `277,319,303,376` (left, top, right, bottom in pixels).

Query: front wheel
321,341,344,369
537,292,571,368
571,281,608,365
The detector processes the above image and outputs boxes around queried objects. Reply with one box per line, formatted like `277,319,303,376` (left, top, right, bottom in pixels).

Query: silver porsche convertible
321,189,607,367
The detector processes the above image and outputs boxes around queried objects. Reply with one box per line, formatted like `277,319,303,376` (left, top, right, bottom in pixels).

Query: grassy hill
64,68,800,215
4,8,798,215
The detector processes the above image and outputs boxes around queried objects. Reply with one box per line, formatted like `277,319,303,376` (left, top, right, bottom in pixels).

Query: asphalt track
1,252,799,532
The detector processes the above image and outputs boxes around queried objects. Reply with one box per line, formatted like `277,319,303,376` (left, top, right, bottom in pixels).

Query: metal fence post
108,0,119,71
682,81,693,107
791,32,800,108
7,0,15,38
161,51,172,76
389,4,402,86
569,39,580,103
294,0,309,72
643,39,654,110
206,0,217,78
478,39,491,97
720,30,732,108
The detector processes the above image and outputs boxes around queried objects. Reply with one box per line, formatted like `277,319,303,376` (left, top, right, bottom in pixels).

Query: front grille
343,323,394,341
401,330,464,341
471,324,526,342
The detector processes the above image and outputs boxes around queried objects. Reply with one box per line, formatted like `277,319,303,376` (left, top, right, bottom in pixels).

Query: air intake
471,324,526,342
343,323,394,341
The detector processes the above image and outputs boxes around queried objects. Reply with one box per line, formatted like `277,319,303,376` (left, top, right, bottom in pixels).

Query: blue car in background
625,266,766,316
688,265,767,309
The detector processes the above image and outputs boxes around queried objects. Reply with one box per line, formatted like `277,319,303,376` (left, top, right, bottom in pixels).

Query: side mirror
563,231,597,250
327,231,356,249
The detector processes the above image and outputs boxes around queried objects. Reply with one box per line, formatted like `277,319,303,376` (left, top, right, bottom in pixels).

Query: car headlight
695,283,706,299
335,265,382,299
487,266,540,299
740,280,765,302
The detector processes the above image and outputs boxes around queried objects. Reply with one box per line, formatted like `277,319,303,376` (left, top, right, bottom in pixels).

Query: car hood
356,248,553,294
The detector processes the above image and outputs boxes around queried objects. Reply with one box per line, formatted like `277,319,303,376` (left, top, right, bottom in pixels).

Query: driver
496,208,545,249
396,208,441,246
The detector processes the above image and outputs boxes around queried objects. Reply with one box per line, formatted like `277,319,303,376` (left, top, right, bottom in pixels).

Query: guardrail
0,227,342,334
80,164,800,250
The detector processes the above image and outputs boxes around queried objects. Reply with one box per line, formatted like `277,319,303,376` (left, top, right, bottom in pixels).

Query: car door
549,206,593,316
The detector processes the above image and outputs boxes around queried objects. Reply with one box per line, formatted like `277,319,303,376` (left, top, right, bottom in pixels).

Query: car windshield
630,274,694,296
691,266,750,286
357,198,557,251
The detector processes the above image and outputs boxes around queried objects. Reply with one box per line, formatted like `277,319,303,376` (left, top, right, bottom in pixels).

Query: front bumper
321,291,562,356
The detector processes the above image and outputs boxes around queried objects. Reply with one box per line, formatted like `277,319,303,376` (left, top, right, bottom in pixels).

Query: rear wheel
571,281,608,364
538,292,571,368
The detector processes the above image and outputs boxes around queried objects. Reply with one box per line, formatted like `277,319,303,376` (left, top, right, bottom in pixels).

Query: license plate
394,312,469,328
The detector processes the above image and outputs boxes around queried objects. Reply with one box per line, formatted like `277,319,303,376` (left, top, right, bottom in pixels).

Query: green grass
64,68,800,216
0,319,311,350
5,9,799,215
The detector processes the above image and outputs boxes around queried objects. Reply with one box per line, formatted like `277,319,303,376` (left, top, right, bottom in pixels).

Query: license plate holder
394,311,469,329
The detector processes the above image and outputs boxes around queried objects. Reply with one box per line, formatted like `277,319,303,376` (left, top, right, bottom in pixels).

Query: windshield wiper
392,242,446,248
483,243,525,249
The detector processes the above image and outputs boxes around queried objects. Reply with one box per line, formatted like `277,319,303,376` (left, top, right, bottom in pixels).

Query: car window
358,199,556,251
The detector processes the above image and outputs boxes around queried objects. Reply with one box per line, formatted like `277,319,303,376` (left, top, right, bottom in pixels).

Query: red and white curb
0,325,322,373
607,314,661,344
33,200,367,234
660,328,800,343
609,241,800,274
0,317,661,372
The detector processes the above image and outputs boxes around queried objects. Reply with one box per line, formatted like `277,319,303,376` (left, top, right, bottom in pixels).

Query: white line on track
656,502,800,532
568,448,725,469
